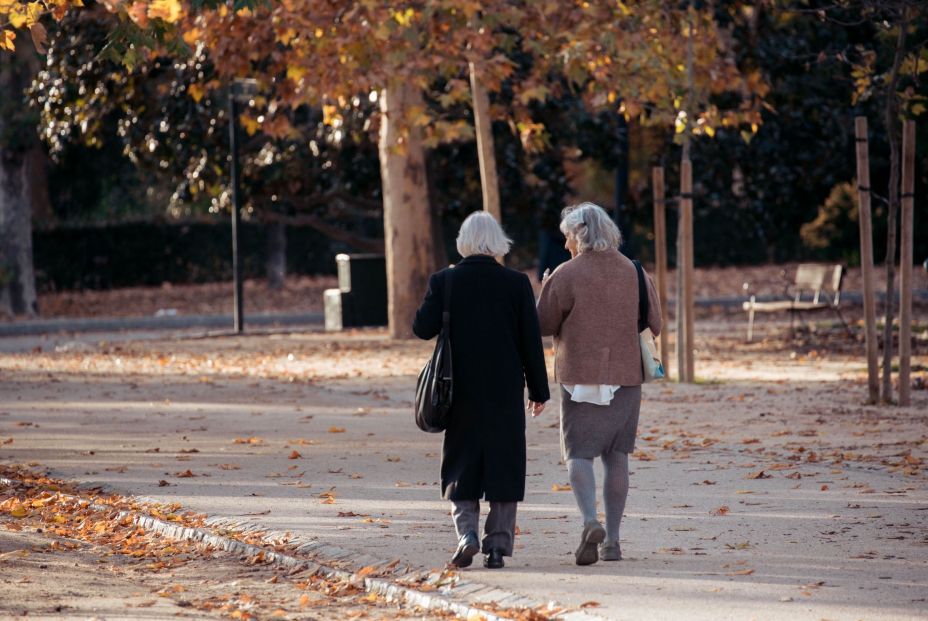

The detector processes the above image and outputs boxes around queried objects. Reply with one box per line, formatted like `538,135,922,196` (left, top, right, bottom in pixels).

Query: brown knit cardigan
536,249,662,386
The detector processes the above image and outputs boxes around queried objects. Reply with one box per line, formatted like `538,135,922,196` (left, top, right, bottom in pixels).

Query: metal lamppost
228,78,258,333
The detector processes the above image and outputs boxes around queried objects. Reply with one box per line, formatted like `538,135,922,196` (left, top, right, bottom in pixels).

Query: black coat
413,255,550,502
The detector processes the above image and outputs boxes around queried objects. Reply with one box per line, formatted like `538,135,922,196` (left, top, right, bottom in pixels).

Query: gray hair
559,202,622,253
456,211,512,258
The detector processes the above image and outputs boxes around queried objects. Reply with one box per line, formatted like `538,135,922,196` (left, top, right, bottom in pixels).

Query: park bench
742,264,849,341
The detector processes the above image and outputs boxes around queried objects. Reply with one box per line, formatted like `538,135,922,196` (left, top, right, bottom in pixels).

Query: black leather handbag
414,270,453,432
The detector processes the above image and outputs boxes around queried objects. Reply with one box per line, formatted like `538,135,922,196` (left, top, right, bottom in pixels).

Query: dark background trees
4,0,926,302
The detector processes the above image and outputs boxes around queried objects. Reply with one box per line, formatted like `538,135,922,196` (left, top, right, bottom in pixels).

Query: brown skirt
559,385,641,460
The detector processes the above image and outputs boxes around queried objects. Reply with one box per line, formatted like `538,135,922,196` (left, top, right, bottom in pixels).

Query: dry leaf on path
711,506,730,516
551,484,572,492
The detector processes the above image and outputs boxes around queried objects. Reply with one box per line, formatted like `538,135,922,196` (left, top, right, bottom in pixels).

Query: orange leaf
288,450,302,460
187,83,206,103
355,565,376,578
9,506,28,518
726,568,755,576
710,505,730,516
148,0,181,23
0,30,15,52
328,427,346,433
551,483,572,492
580,601,601,608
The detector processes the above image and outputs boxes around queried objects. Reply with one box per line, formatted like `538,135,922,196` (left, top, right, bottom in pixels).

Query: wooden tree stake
680,159,695,382
854,117,880,404
652,166,669,371
899,119,915,406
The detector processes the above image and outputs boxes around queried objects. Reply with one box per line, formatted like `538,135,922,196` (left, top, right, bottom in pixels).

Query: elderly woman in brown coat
536,202,661,566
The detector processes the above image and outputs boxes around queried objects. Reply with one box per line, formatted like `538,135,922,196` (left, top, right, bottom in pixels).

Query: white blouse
562,384,621,406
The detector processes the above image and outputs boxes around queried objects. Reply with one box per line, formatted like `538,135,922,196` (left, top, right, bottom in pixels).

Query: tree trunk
266,220,286,290
469,61,501,222
26,144,54,225
0,37,39,318
378,82,435,339
425,151,448,269
880,15,907,404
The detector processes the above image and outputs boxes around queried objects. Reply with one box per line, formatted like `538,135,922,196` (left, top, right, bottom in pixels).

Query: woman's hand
541,268,551,284
526,400,546,417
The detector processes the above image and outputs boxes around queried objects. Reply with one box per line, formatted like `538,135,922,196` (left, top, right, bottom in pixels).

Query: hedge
33,220,339,291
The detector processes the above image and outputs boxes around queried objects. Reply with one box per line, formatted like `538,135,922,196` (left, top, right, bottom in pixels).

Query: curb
1,476,607,621
0,311,324,337
4,289,925,337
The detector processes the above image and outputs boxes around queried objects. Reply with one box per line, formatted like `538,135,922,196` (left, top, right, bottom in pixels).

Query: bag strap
442,269,452,329
633,260,648,333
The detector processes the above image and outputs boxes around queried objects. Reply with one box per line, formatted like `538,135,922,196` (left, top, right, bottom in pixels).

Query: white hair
559,202,622,253
456,211,512,258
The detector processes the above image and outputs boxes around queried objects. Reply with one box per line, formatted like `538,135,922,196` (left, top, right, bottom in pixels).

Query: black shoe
449,531,479,568
483,548,505,569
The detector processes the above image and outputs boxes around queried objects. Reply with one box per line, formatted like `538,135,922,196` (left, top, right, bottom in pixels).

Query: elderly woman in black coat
413,211,550,569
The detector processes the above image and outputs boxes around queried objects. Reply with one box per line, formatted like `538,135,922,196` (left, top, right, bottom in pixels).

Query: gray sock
567,458,597,524
602,451,629,542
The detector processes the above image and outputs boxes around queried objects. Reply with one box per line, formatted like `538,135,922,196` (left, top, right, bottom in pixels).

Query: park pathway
1,326,926,620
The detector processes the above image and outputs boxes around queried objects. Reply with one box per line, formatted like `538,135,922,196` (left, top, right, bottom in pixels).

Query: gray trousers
451,500,518,556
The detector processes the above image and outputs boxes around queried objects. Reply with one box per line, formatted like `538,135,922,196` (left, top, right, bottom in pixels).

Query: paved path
1,329,926,620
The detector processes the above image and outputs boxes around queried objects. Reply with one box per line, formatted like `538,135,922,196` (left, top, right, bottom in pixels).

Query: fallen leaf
328,427,346,433
580,601,601,608
726,568,755,576
710,506,730,516
355,565,377,578
551,484,572,492
746,470,772,480
288,450,302,460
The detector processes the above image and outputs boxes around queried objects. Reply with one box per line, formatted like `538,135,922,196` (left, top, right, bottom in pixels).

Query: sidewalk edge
1,476,609,621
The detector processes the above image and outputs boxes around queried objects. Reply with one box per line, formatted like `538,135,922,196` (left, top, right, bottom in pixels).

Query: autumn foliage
3,0,765,142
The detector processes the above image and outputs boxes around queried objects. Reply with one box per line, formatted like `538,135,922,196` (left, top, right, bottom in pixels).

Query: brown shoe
575,521,606,566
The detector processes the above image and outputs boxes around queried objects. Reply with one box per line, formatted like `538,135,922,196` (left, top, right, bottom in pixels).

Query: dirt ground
20,263,928,321
0,520,451,620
